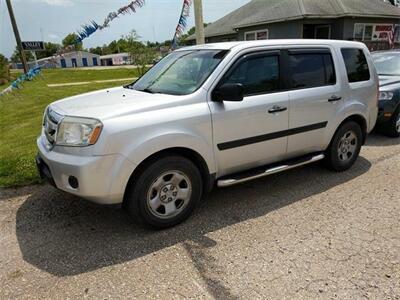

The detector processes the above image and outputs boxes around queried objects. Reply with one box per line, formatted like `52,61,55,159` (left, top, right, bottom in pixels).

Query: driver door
208,51,290,176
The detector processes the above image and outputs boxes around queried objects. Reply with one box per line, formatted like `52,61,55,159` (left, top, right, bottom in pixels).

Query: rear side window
288,52,336,89
223,54,280,96
341,48,370,83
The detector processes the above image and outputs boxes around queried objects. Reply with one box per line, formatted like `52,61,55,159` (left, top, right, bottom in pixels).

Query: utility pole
194,0,205,45
6,0,28,73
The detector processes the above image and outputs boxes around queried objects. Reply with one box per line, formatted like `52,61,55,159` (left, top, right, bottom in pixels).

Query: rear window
341,48,370,83
288,52,336,89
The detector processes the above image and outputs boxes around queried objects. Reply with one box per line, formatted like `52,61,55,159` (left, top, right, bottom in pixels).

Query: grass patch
0,68,139,187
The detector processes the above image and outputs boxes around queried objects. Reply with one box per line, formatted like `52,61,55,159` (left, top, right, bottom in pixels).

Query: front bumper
36,136,136,204
377,98,400,124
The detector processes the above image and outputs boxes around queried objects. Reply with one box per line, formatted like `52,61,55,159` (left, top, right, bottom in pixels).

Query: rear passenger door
284,48,343,156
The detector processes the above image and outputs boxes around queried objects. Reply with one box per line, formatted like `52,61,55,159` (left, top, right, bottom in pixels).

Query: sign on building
21,41,45,51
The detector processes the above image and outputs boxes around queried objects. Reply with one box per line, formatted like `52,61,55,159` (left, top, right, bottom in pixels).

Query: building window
353,23,395,41
244,29,269,41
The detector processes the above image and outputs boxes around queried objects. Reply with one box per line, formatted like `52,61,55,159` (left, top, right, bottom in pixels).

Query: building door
93,57,98,66
60,59,66,68
315,25,331,39
82,57,88,67
71,58,77,68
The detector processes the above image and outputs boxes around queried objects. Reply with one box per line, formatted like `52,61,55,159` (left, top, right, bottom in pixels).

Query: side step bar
217,153,325,188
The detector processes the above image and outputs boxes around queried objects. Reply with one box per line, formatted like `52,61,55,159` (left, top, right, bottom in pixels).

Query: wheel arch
341,114,368,144
332,114,368,146
123,147,215,205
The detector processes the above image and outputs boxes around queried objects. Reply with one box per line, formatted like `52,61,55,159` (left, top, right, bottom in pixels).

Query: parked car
372,50,400,137
36,40,378,228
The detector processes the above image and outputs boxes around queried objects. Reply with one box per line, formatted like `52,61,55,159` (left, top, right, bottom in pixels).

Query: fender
323,99,369,147
122,130,217,174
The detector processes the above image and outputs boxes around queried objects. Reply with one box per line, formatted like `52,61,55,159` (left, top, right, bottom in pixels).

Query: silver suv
36,40,378,228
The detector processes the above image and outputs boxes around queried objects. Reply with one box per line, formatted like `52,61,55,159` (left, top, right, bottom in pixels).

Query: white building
100,53,131,66
28,51,101,69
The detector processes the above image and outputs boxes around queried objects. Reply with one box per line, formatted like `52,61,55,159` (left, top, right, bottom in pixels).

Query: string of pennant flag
172,0,192,50
75,0,145,44
1,0,193,96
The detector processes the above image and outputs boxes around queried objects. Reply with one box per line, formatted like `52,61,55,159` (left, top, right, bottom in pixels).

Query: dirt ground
1,134,399,299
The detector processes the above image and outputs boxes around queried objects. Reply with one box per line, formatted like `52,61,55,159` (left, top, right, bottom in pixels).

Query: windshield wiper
378,73,399,76
140,88,156,94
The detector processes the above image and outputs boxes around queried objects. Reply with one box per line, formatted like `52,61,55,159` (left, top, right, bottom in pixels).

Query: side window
288,52,336,89
222,55,280,96
341,48,370,83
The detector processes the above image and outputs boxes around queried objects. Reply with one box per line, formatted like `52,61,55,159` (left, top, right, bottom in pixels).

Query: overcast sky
0,0,250,58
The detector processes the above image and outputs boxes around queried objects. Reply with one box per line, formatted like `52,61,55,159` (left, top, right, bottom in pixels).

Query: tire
384,108,400,138
124,156,203,229
324,121,363,172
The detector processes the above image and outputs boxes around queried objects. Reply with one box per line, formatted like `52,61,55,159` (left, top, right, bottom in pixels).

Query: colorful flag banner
172,0,192,50
75,0,145,44
0,66,41,96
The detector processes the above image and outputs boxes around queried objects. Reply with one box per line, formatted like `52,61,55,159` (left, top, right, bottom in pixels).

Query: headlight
378,91,394,101
55,116,103,147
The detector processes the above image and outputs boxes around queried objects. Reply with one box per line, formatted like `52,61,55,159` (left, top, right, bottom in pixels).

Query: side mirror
213,83,244,102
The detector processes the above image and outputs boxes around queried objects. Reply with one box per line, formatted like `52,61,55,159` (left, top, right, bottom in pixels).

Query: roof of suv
178,39,366,52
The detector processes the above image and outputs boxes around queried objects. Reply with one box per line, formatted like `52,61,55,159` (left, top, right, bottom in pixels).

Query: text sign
22,41,45,51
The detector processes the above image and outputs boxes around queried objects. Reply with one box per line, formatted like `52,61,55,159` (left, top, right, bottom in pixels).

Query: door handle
268,105,287,113
328,95,342,102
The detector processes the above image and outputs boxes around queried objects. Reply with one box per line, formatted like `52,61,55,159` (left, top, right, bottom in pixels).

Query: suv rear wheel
325,121,363,172
125,156,203,228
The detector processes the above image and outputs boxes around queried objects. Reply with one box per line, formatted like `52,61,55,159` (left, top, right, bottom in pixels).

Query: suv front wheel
325,121,363,172
125,156,203,228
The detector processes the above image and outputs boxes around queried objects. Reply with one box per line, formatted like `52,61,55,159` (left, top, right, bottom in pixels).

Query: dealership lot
0,134,399,299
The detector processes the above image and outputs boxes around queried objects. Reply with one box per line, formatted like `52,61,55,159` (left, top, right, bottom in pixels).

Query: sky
0,0,251,58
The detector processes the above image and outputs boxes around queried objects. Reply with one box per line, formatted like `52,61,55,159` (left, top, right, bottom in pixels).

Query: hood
379,75,400,92
50,87,182,120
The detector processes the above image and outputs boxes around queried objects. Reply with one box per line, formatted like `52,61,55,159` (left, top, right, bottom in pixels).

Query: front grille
43,107,63,145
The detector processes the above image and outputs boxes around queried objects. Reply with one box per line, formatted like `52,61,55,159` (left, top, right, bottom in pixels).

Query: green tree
10,47,33,63
62,33,83,50
125,30,155,76
36,42,62,59
89,46,103,56
0,54,10,84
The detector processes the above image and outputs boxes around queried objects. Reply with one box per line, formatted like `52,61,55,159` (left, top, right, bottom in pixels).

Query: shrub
0,54,10,85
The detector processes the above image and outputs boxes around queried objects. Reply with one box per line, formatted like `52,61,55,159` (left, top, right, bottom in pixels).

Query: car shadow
366,132,400,147
16,157,371,278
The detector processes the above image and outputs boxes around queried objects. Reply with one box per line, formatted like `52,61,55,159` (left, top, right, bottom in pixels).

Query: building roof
188,0,400,40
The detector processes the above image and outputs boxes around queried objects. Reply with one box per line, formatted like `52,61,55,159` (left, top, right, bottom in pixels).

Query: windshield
372,53,400,76
128,49,228,95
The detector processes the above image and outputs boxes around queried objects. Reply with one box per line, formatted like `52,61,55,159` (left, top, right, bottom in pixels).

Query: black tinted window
288,53,336,89
341,48,370,83
223,55,280,96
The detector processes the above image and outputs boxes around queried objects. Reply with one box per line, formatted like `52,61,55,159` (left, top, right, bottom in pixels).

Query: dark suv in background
372,51,400,137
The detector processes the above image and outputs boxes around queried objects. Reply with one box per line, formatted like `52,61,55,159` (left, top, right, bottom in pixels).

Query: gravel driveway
1,134,399,299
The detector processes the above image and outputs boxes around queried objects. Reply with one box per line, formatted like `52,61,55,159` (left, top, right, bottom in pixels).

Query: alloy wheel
337,130,358,162
146,170,192,219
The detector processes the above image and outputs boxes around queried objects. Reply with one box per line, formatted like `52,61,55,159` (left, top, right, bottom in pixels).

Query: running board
217,153,325,188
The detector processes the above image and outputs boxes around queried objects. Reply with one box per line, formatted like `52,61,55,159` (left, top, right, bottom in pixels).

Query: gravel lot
1,134,399,299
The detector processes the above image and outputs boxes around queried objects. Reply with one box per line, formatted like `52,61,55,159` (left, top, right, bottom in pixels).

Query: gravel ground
0,134,399,299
